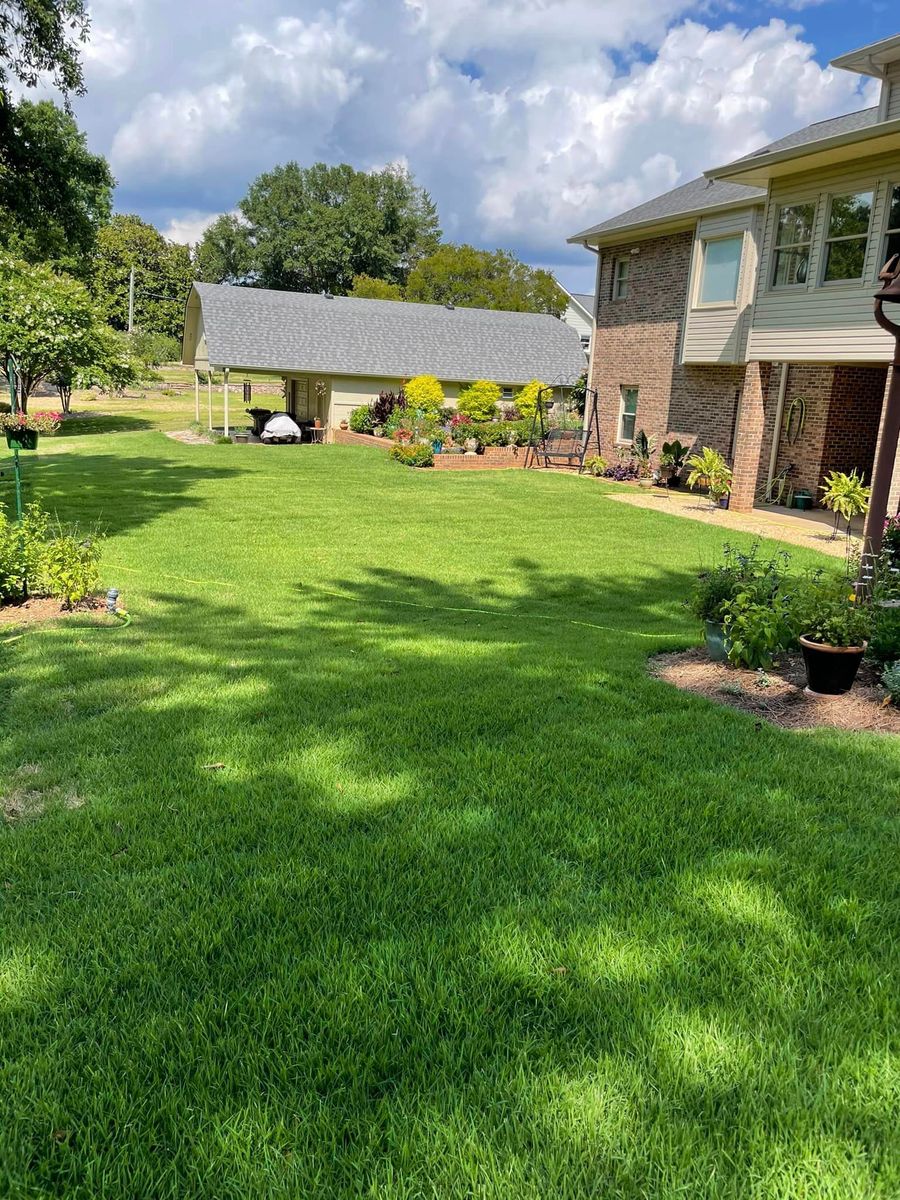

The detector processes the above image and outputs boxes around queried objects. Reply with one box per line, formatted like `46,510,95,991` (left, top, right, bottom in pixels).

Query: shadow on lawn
0,452,241,536
0,566,898,1196
56,414,156,437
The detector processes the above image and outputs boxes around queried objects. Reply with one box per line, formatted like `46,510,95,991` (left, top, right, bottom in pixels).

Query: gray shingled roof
191,283,587,385
569,292,595,313
568,176,764,242
725,106,879,165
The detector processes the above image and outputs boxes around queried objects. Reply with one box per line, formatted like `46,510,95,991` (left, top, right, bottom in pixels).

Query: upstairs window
618,386,638,442
612,258,630,300
822,191,873,283
772,202,815,288
884,184,900,269
698,235,744,305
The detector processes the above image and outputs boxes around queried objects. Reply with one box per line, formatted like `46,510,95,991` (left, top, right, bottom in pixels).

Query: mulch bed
650,648,900,734
0,595,110,628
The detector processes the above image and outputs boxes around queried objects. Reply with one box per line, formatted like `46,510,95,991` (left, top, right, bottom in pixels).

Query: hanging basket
5,429,38,451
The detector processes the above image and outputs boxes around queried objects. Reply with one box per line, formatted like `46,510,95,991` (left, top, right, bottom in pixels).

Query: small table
307,427,325,444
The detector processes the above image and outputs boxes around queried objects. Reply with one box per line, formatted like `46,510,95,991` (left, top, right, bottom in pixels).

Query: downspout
767,363,790,494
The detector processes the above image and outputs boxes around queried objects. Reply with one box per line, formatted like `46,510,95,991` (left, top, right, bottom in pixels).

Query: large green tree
0,0,89,98
93,214,194,339
198,162,441,293
405,244,567,316
0,99,112,275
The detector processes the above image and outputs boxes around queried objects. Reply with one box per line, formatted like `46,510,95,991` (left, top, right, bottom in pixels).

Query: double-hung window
618,387,638,443
822,191,873,283
698,235,744,305
612,258,630,300
772,202,815,287
884,184,900,269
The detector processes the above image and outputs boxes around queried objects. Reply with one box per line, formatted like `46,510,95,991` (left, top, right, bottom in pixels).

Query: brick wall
590,231,744,462
821,366,886,483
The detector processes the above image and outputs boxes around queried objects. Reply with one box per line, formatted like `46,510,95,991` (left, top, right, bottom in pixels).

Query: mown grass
1,431,898,1198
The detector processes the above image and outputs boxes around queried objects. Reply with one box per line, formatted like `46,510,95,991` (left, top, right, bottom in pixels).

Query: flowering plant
392,427,412,443
449,412,472,427
0,410,61,435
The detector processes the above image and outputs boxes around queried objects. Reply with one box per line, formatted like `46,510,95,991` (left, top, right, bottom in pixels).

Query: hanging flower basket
0,410,61,451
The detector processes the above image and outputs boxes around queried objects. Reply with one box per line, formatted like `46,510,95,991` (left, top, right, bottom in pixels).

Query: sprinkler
106,588,119,614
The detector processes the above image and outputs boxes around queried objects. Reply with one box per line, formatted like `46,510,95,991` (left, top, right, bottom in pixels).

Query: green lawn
1,429,898,1198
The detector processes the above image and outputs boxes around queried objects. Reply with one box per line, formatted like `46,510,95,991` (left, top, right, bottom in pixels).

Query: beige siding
563,299,593,343
748,152,900,362
884,62,900,122
682,207,761,365
327,376,468,428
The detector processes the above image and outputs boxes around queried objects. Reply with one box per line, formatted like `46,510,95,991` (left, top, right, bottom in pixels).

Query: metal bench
541,428,586,467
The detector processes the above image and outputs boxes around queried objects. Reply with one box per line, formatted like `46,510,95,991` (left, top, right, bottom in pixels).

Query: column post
729,361,767,513
207,371,212,431
223,367,230,438
194,370,200,424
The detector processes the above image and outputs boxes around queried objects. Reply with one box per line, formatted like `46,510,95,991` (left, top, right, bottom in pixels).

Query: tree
0,99,113,276
513,380,549,419
0,255,106,410
93,215,194,339
457,380,501,422
194,213,253,285
0,0,90,98
406,244,567,315
350,274,403,301
198,162,441,294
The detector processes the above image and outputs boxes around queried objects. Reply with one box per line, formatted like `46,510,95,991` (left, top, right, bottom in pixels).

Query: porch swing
523,382,601,471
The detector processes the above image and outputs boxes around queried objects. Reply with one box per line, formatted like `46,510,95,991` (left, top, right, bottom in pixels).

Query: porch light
867,254,900,557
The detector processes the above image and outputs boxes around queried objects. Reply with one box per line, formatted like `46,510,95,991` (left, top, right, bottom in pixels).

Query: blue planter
704,620,729,662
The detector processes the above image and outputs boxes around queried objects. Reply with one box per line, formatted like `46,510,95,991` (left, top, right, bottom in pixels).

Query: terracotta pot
314,417,322,429
799,635,867,697
339,419,349,430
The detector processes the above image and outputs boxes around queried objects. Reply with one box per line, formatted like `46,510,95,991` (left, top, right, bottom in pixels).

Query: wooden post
194,370,200,424
223,367,230,438
207,371,212,431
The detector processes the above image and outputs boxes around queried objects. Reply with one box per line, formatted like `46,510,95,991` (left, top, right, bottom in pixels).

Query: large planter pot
5,429,38,451
463,437,478,455
704,620,729,662
799,634,867,697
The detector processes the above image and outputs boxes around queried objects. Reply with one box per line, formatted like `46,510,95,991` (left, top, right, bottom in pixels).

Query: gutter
567,196,764,248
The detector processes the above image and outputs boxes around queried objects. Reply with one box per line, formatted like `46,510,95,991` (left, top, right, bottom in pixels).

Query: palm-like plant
819,469,870,539
686,447,732,508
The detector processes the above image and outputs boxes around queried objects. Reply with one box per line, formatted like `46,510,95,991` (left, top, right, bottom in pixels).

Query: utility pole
127,266,135,333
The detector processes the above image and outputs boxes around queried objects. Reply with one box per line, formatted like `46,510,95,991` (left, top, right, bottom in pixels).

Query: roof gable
568,177,764,244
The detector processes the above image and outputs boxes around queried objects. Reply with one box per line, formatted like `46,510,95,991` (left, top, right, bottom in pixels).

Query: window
772,202,815,287
698,235,744,305
501,387,514,400
884,184,900,269
822,191,873,282
618,386,638,442
612,258,630,300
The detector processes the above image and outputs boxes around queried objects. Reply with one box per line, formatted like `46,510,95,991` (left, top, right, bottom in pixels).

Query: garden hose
784,396,806,446
1,609,131,645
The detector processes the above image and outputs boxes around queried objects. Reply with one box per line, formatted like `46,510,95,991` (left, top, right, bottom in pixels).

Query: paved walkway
167,429,213,445
603,484,863,559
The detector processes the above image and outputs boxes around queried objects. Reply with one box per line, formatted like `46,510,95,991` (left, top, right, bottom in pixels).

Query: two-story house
569,32,900,524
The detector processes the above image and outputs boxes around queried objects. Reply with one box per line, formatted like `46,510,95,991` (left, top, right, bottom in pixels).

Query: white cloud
160,210,226,245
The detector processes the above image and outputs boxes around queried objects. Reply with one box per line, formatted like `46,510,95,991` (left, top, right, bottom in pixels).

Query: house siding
682,207,761,364
562,299,593,342
884,63,900,122
591,231,744,459
748,151,900,363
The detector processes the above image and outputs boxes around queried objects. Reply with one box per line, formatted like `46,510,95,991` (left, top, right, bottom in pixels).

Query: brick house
568,32,900,530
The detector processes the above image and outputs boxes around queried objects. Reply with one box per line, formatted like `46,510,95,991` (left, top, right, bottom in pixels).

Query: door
289,378,309,420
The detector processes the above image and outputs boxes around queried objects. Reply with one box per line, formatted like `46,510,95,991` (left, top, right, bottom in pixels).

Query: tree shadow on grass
0,452,242,536
0,566,897,1196
56,414,157,437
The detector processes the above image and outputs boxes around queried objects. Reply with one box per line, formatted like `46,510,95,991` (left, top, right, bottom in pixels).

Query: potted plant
688,565,736,661
686,447,732,510
0,410,61,450
658,440,689,487
631,429,657,486
795,577,872,696
339,418,349,431
819,469,870,539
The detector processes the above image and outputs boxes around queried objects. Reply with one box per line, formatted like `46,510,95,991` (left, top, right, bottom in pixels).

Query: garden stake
6,355,23,524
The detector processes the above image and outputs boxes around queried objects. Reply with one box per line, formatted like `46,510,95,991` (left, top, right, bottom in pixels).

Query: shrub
404,375,444,416
214,435,232,444
686,447,732,503
870,604,900,666
349,404,375,434
584,455,607,476
390,444,434,468
819,469,870,539
688,544,793,664
42,527,104,608
0,503,49,601
883,660,900,703
371,389,406,427
457,380,501,422
513,380,548,419
603,462,639,481
130,329,181,369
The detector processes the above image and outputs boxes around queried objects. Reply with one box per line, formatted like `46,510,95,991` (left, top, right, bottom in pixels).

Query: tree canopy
0,0,89,98
0,99,113,275
349,274,404,301
197,162,441,294
93,214,194,340
405,244,567,316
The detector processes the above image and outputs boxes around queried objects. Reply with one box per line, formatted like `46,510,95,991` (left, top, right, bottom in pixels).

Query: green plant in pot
0,409,61,450
631,429,657,484
659,440,689,486
686,447,732,510
819,469,870,540
793,575,872,696
688,543,792,664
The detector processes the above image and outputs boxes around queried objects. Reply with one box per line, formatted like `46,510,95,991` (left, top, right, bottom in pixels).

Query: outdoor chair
541,428,586,467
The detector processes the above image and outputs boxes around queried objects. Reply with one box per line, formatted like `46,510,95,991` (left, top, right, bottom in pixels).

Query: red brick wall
590,231,744,462
821,366,886,483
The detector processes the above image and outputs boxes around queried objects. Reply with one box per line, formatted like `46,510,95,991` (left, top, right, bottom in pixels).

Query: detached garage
182,283,587,435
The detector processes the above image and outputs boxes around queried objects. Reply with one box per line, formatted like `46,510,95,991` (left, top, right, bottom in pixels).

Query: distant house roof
717,107,880,168
568,292,595,316
568,177,765,244
184,283,587,385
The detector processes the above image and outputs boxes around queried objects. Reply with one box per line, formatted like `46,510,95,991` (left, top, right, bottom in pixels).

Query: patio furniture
307,426,325,444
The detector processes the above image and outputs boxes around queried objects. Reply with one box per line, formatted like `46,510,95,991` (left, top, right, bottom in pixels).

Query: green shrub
870,604,900,666
883,660,900,703
404,375,444,416
457,380,501,422
0,503,50,601
42,527,104,609
450,419,530,448
723,588,794,669
390,444,434,468
349,405,375,434
584,455,607,476
130,329,181,369
214,435,232,444
513,380,549,419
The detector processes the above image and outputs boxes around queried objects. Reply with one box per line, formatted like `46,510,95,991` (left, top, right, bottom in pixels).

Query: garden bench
541,428,586,467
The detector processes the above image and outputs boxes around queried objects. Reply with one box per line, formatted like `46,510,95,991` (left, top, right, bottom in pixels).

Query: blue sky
39,1,900,293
